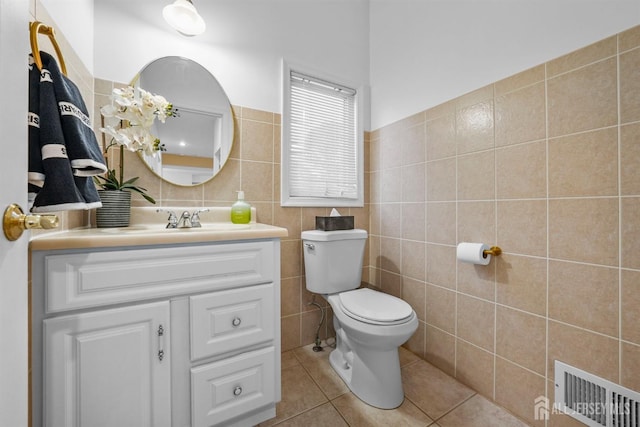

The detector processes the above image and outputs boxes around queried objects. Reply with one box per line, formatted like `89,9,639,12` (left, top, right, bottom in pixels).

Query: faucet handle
190,208,210,228
156,209,178,228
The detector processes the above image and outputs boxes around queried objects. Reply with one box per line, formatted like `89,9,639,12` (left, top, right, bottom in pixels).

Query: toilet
301,228,418,409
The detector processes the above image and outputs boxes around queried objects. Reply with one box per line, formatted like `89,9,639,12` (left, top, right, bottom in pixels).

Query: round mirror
133,56,234,186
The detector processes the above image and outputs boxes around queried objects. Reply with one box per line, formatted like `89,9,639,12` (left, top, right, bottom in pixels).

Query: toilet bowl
301,229,418,409
326,288,418,409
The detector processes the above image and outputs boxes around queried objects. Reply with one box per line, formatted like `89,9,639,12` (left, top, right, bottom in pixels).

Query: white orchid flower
100,85,175,156
100,125,129,147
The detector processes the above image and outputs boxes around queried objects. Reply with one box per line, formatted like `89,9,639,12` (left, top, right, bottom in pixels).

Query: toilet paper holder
457,242,502,265
483,246,502,258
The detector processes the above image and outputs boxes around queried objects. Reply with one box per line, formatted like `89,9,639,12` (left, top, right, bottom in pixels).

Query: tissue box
315,216,354,231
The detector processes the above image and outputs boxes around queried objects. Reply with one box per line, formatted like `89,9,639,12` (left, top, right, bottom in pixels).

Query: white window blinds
287,70,359,201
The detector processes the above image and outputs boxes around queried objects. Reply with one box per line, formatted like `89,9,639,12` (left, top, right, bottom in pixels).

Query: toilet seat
338,288,414,325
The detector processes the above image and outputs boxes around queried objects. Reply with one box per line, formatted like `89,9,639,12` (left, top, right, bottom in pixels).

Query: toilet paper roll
456,242,491,265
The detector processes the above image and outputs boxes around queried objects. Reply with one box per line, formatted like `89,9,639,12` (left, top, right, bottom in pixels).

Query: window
281,61,363,207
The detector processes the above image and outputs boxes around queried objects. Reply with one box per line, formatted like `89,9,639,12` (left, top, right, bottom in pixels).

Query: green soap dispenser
231,191,251,224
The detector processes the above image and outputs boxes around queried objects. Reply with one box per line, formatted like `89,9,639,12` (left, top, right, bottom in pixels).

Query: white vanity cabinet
31,237,282,427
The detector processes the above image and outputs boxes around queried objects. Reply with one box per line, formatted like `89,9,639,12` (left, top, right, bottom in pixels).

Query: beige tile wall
369,24,640,426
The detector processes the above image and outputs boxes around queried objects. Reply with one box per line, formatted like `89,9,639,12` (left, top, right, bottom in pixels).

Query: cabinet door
44,301,171,427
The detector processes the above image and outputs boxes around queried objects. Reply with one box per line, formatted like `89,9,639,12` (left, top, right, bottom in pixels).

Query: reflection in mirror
134,56,234,186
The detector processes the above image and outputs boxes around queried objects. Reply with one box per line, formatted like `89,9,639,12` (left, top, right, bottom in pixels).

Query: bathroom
0,0,639,425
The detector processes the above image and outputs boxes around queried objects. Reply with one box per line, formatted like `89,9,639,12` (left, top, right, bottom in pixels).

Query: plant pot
96,190,131,228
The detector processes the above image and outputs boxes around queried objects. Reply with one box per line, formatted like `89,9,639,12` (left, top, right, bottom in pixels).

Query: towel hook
29,21,67,76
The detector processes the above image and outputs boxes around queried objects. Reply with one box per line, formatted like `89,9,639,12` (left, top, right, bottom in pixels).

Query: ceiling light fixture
163,0,206,37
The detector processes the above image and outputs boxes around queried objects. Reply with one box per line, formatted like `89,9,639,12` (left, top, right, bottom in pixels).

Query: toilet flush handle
304,243,315,250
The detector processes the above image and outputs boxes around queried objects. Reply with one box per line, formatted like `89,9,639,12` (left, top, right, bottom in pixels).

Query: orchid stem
119,145,124,186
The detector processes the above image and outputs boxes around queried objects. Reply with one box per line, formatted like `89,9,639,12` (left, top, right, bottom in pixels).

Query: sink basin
96,223,252,234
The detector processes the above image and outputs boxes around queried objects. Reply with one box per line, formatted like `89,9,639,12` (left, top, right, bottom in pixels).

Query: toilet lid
339,288,414,324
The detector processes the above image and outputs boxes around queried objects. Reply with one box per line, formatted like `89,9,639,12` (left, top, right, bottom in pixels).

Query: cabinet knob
233,386,242,396
232,317,241,327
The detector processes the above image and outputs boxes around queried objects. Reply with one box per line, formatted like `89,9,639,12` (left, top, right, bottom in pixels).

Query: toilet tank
301,229,368,294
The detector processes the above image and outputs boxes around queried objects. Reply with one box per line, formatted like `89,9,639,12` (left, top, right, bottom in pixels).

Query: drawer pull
232,317,242,327
233,386,243,396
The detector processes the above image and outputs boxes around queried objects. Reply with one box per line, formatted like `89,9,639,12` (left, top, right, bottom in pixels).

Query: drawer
190,283,274,360
191,346,275,427
44,241,275,313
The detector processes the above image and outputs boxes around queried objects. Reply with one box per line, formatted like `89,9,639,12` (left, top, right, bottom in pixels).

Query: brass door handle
3,203,59,241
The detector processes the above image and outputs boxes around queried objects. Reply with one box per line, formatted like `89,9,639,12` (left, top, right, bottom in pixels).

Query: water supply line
308,294,325,352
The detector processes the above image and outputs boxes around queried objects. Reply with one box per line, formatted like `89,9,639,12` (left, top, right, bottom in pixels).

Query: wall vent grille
555,361,639,427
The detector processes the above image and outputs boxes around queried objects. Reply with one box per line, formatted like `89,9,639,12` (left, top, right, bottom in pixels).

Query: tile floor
259,342,532,427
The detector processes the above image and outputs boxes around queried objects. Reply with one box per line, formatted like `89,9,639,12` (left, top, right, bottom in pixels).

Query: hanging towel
28,52,107,212
28,56,44,192
28,53,88,212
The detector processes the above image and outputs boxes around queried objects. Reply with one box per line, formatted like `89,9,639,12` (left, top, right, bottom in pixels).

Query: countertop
29,207,289,251
30,223,289,251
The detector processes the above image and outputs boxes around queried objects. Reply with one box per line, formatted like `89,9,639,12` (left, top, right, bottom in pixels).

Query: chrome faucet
177,211,192,228
157,208,210,229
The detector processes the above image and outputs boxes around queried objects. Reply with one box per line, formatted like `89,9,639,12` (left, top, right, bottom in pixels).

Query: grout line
271,402,329,426
238,110,244,193
616,33,623,386
430,393,478,424
547,123,619,141
492,83,498,402
547,317,623,341
621,339,640,348
544,58,551,427
494,353,547,380
494,136,547,152
546,51,618,80
453,103,459,379
326,400,352,427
